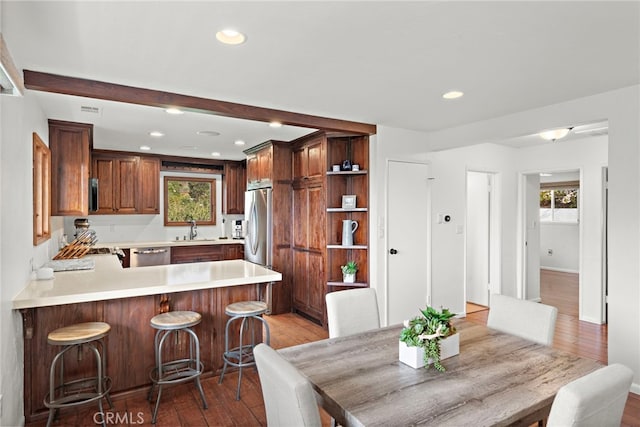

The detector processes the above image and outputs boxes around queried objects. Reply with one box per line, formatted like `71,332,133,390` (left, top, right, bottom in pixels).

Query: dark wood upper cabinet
293,135,324,182
223,161,246,215
91,152,139,214
139,156,160,214
49,120,93,216
90,151,160,215
246,143,274,188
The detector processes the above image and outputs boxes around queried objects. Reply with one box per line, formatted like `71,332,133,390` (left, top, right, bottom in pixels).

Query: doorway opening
465,171,500,314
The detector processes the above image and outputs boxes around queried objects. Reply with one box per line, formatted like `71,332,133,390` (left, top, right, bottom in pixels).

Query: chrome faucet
189,220,198,240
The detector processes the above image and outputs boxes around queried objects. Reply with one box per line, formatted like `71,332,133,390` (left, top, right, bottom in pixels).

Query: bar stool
218,300,270,400
44,322,113,427
148,310,207,424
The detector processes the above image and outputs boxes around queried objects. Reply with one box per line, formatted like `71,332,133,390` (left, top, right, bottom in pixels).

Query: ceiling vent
80,105,101,115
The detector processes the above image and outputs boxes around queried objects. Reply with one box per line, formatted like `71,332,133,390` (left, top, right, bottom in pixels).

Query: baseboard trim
579,315,604,325
540,266,579,274
631,382,640,396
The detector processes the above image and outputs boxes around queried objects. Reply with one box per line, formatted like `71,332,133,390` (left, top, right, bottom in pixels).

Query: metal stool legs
44,338,112,427
219,313,270,400
148,326,207,424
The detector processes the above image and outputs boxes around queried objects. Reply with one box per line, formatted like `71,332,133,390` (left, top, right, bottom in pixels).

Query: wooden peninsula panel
21,284,261,423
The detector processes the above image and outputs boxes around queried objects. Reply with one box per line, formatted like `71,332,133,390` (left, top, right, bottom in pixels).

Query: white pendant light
539,128,571,141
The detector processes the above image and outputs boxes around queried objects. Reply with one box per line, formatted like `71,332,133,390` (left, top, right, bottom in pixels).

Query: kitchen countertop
13,255,280,310
103,238,244,249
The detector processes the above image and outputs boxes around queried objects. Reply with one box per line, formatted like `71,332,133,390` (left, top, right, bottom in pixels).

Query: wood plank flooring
28,310,639,427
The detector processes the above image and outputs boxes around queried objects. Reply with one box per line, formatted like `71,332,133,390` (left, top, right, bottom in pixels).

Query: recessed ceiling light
149,131,164,137
196,130,221,137
269,121,282,128
442,90,464,100
216,29,246,45
234,140,246,146
539,128,571,141
140,145,151,151
211,151,221,157
165,108,184,115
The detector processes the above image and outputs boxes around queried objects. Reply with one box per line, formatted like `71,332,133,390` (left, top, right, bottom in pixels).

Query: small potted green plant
399,306,458,371
341,261,358,283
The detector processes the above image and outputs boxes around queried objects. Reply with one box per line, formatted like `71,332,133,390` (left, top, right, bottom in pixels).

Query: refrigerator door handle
249,200,260,256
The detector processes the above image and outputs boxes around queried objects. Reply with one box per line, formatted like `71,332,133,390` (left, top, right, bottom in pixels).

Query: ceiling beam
23,70,377,135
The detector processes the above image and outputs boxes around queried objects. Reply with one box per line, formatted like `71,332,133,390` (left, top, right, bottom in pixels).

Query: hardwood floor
28,311,639,426
540,268,579,317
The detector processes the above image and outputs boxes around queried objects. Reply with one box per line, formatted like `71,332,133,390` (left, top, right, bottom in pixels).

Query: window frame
163,176,216,226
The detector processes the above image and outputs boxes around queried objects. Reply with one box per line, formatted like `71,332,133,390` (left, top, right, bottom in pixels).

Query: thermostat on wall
437,213,452,224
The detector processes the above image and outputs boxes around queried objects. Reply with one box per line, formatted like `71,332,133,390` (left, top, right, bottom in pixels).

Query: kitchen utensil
341,220,358,246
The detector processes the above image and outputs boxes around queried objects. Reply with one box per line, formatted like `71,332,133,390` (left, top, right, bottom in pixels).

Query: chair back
326,288,380,338
254,343,321,427
487,294,557,345
547,363,633,427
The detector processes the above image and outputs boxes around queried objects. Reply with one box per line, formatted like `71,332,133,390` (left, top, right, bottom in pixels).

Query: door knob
389,248,398,255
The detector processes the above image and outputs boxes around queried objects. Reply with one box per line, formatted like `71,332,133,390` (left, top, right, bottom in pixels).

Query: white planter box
343,273,355,283
398,333,460,369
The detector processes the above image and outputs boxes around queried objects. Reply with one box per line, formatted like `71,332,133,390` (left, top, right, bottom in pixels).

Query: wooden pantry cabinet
91,151,159,214
291,133,327,323
49,120,93,216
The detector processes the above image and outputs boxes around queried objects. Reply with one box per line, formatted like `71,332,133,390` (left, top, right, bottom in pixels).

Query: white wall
540,223,579,272
0,91,63,425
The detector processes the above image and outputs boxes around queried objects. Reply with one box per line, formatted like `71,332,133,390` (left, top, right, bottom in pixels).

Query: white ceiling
2,1,638,158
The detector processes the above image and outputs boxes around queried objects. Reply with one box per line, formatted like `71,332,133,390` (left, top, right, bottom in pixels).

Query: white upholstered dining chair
326,288,380,338
254,343,321,427
486,294,558,345
547,363,633,427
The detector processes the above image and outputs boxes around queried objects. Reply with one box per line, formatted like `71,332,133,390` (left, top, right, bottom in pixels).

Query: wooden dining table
278,319,603,427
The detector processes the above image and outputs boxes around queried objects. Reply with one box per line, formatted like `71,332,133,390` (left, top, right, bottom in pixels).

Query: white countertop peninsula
13,256,280,309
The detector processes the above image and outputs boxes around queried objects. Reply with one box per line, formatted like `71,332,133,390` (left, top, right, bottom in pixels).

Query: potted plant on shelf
341,261,358,283
399,306,459,372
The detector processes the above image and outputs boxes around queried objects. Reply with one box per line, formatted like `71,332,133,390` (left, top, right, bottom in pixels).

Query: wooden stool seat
225,301,268,317
150,310,201,330
47,322,111,345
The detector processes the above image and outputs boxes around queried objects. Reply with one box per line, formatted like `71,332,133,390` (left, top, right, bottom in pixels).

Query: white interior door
466,171,490,306
387,160,430,325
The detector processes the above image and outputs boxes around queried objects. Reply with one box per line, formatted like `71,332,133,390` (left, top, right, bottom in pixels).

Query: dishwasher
130,247,171,267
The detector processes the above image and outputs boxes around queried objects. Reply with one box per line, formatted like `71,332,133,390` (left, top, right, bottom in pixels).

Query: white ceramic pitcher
342,220,359,246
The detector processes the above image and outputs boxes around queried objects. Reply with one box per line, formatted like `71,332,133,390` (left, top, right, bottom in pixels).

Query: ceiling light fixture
539,128,571,142
149,131,164,137
234,140,246,146
211,151,221,157
269,121,282,128
442,90,464,100
139,145,151,151
165,108,184,115
216,29,246,45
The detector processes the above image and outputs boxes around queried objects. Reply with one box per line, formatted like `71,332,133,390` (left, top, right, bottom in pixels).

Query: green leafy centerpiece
399,306,458,371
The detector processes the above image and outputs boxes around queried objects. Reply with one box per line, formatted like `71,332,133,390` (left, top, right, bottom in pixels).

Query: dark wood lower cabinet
20,283,260,423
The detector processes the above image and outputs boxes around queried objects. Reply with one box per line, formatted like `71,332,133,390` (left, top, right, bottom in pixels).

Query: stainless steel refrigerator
244,187,273,312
